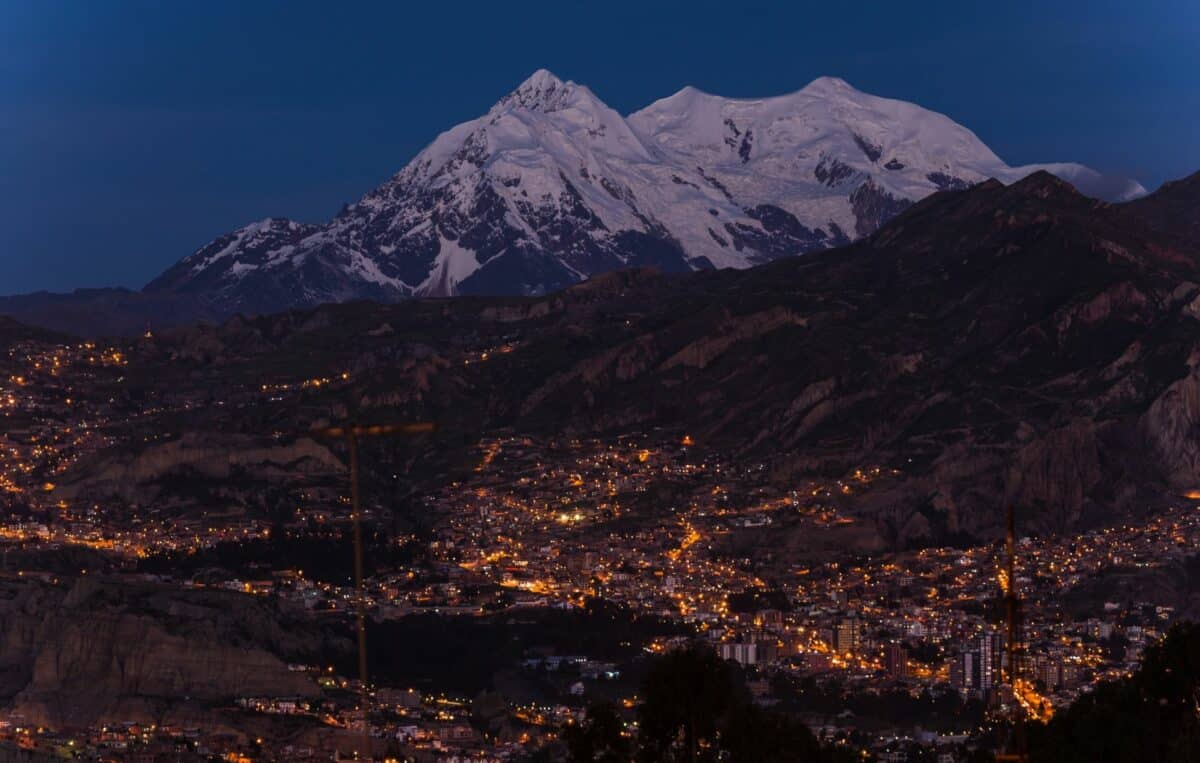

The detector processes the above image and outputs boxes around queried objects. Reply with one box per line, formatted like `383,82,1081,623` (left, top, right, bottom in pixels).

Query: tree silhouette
720,701,821,762
637,644,738,762
1031,622,1200,763
566,701,632,763
636,644,825,762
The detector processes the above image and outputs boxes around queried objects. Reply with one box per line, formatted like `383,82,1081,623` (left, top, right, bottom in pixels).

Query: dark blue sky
2,0,1197,295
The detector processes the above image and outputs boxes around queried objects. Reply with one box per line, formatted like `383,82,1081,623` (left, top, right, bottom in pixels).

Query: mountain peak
1150,168,1200,196
143,71,1154,315
1007,169,1083,200
520,68,564,90
499,69,574,112
1125,168,1200,248
800,75,857,95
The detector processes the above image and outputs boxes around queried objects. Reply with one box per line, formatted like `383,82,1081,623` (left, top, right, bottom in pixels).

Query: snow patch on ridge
418,238,482,297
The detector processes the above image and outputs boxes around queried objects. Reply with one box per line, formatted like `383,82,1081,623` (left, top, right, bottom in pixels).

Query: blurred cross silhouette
311,420,434,758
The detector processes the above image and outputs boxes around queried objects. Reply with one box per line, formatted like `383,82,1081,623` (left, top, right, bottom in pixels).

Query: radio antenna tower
312,420,435,759
996,503,1028,763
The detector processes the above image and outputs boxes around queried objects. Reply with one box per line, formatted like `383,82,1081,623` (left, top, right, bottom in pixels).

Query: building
720,639,777,667
834,618,861,655
978,632,1002,692
720,641,757,666
885,642,909,680
756,609,784,630
952,650,978,692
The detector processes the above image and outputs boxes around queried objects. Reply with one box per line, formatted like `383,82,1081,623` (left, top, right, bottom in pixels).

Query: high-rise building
835,618,861,655
720,642,757,666
953,650,979,691
979,631,1002,692
949,654,964,689
885,642,909,680
1061,662,1082,690
756,638,779,665
1033,657,1061,692
721,639,779,667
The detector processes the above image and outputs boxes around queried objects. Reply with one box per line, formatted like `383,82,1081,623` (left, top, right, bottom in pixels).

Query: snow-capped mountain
145,70,1145,312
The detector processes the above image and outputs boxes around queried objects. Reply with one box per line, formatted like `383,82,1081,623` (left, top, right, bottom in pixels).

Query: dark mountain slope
1125,169,1200,248
86,172,1200,547
468,173,1199,538
0,288,219,338
0,315,69,345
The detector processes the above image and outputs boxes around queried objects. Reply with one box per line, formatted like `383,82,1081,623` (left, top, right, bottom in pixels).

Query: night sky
2,0,1197,295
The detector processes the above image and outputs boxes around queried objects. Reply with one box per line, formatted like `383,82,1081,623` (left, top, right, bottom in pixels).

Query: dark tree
720,701,821,762
635,644,830,762
1031,622,1200,763
565,702,632,763
636,644,738,762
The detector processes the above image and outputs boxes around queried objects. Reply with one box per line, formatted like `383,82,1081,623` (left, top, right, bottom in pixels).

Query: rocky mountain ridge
51,170,1199,548
0,577,326,729
141,70,1144,315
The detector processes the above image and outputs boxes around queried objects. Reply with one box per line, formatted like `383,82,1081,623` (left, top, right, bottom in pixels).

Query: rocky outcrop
1004,421,1106,531
660,307,808,371
1140,365,1200,488
849,179,913,236
0,578,323,730
57,433,343,502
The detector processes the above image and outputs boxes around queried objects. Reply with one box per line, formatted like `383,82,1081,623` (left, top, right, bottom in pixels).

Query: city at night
1,2,1198,761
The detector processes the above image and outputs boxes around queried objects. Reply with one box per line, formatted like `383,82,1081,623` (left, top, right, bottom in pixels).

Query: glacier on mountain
145,70,1146,313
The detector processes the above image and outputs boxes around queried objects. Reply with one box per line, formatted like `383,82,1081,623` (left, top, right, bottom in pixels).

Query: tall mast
996,503,1028,762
